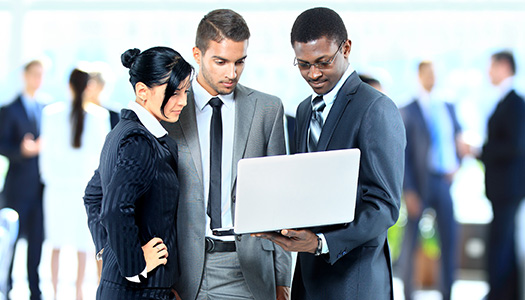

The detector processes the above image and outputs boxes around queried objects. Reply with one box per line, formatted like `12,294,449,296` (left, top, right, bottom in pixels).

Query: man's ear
343,39,352,59
193,47,202,65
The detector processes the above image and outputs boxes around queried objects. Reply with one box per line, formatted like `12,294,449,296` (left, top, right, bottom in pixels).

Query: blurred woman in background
40,67,111,300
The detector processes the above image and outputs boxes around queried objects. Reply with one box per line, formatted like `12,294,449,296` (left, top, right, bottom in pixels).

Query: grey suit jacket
163,83,292,300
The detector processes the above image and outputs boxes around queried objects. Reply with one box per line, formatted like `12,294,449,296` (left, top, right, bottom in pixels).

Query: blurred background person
39,67,111,300
81,62,119,282
397,60,466,300
359,74,383,92
480,50,525,300
0,59,45,300
83,62,121,130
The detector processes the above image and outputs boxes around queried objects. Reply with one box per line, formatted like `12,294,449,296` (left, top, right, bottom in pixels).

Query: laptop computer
233,148,360,235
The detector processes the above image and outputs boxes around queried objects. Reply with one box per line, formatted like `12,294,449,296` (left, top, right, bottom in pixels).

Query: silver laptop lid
234,148,360,234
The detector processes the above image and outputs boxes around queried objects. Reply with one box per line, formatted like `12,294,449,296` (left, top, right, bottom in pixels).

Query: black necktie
308,96,326,152
208,97,223,230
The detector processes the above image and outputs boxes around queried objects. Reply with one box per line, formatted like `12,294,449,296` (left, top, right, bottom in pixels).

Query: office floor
392,275,489,300
8,240,491,300
9,240,98,300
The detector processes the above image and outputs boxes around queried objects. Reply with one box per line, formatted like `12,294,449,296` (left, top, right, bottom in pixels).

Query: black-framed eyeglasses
294,40,346,71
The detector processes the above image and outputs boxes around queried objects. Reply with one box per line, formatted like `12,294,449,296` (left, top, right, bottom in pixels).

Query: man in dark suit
163,9,291,300
257,7,405,300
397,61,465,300
481,51,525,300
0,60,45,300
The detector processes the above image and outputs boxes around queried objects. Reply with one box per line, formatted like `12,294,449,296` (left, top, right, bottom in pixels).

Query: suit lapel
317,72,361,151
178,90,204,183
14,96,38,136
297,102,311,153
413,101,431,143
231,84,256,184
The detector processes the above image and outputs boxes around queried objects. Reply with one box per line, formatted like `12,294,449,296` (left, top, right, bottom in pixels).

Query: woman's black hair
69,68,90,148
121,46,193,118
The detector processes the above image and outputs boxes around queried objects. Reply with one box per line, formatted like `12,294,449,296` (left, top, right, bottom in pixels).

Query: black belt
205,237,236,253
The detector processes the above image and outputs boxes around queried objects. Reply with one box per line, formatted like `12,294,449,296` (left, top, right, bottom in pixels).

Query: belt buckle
205,237,215,253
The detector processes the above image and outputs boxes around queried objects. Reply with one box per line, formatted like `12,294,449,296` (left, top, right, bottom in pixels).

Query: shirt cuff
317,233,329,254
96,248,104,261
125,266,148,283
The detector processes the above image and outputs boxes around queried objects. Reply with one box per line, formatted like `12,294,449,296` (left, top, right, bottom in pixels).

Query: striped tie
308,96,326,152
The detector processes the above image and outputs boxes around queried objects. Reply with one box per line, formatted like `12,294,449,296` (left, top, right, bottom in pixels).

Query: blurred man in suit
0,60,45,300
359,74,383,92
163,9,291,300
257,7,405,300
397,61,465,300
481,51,525,300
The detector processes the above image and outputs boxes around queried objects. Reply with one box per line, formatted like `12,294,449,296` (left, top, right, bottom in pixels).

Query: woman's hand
142,237,168,273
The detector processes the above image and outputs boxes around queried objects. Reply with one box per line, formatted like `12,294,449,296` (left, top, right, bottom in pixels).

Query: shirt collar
311,65,355,106
192,76,235,111
21,93,37,111
417,87,435,108
127,101,167,138
496,76,514,101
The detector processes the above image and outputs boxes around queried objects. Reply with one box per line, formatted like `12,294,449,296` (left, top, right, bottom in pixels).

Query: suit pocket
261,238,275,251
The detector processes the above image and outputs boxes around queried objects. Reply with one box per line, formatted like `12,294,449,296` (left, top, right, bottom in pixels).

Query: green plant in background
388,201,441,263
388,216,405,262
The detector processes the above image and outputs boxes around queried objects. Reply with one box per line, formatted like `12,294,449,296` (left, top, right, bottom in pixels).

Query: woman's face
145,76,190,123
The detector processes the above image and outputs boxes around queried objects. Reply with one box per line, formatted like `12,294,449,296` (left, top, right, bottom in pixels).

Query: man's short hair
195,9,250,53
418,60,433,73
492,50,516,75
24,60,43,72
290,7,348,46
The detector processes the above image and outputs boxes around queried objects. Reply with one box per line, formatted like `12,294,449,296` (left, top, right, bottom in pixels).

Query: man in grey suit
163,9,291,300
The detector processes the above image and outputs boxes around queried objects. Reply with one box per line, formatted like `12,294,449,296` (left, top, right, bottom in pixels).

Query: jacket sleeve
482,97,525,163
84,168,107,253
100,132,156,277
399,107,417,193
324,96,406,265
0,106,24,162
268,101,292,286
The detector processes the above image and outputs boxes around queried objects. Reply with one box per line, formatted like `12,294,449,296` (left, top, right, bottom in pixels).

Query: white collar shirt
192,77,236,241
310,65,355,121
128,101,167,138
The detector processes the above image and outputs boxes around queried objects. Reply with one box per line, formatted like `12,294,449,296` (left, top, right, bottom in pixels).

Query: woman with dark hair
40,67,112,300
84,46,193,300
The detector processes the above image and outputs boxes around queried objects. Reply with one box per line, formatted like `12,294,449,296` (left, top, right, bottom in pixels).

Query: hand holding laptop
253,229,319,254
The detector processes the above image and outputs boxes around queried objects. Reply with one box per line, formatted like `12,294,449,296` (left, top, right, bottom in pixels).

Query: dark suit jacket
84,109,179,290
292,72,406,300
109,110,120,129
400,100,462,198
481,89,525,204
0,95,43,211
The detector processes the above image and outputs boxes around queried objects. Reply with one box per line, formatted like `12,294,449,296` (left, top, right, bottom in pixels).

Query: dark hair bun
121,48,141,69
